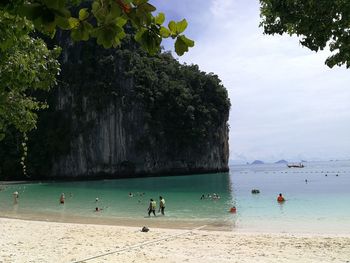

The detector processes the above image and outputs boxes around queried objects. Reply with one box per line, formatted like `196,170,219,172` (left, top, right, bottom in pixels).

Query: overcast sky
152,0,350,162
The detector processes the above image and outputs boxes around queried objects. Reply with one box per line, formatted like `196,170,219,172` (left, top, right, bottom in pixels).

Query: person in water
95,207,103,212
148,199,156,217
277,193,285,202
158,196,165,215
13,191,19,204
60,193,65,204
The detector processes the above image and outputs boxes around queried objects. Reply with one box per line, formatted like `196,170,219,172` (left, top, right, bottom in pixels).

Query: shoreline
0,210,234,232
1,217,350,263
1,213,350,238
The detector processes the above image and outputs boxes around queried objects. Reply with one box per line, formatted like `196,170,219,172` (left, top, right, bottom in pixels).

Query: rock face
27,32,230,179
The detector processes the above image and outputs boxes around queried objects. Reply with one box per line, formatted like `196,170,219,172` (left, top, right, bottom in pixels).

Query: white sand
1,218,350,263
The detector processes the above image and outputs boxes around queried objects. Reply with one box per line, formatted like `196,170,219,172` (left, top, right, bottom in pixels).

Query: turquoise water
1,161,350,233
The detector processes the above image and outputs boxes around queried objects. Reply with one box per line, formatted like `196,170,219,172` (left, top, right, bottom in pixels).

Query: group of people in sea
200,193,221,200
57,192,166,216
128,192,146,198
147,196,165,216
229,192,286,214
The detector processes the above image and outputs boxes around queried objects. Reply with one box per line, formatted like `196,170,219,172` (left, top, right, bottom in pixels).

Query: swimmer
200,194,205,200
277,193,285,202
230,206,237,213
128,192,134,198
95,207,103,212
95,197,99,202
59,193,65,204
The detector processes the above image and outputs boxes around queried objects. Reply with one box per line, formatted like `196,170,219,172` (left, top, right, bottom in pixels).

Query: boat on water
287,163,304,168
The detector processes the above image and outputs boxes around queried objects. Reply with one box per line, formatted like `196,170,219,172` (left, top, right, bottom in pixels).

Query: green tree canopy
1,0,194,55
260,0,350,68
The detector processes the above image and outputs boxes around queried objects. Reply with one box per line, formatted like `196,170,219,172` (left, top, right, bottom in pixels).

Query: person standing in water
13,191,19,204
60,193,65,204
277,193,285,202
148,199,156,217
158,196,165,215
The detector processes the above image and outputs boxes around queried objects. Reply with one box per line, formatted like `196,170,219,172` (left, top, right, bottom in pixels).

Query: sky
151,0,350,163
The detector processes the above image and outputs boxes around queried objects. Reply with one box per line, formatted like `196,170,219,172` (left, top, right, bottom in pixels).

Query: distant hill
301,160,307,162
251,160,264,165
275,159,288,164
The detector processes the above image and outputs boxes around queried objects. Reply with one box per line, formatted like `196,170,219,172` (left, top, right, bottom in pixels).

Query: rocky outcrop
50,88,229,177
1,32,230,179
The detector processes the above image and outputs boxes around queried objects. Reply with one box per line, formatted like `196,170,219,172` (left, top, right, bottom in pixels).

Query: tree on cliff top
260,0,350,68
0,0,194,141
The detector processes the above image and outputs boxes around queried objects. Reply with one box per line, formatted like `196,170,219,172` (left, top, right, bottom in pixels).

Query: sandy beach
1,218,350,263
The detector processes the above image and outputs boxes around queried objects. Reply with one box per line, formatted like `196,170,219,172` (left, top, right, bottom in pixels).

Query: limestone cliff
0,32,230,179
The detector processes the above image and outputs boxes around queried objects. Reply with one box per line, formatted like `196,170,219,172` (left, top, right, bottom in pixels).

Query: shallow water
1,161,350,233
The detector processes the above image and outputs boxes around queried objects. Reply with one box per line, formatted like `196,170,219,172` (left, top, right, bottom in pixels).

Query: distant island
275,160,288,164
251,160,264,165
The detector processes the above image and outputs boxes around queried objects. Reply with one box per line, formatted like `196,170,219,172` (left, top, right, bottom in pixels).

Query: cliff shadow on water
0,30,230,180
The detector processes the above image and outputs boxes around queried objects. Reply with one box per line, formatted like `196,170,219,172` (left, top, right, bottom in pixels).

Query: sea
1,160,350,234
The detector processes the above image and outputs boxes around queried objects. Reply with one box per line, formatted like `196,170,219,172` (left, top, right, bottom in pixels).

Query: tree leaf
176,19,187,34
155,12,165,25
175,35,194,56
138,3,156,13
159,26,170,38
168,20,176,34
68,17,80,29
79,8,89,21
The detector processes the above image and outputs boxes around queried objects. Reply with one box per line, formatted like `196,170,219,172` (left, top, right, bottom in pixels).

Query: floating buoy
229,207,237,213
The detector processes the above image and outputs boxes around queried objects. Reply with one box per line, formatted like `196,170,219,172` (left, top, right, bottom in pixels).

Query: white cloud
210,0,236,18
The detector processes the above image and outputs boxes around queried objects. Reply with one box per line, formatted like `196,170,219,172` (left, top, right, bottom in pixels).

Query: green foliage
127,50,230,151
260,0,350,68
0,11,60,139
2,0,194,56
